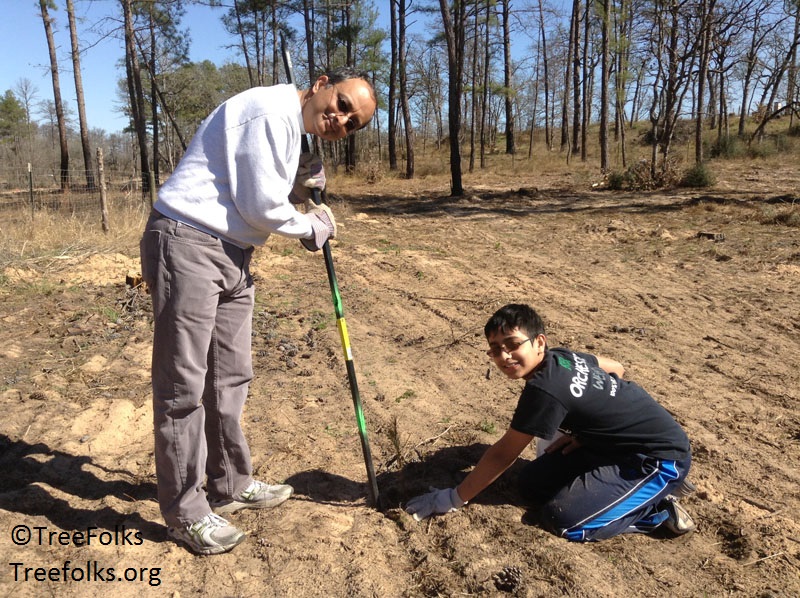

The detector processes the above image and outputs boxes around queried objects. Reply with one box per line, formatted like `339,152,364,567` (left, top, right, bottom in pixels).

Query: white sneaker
210,480,294,515
673,478,696,498
660,495,696,535
168,512,246,555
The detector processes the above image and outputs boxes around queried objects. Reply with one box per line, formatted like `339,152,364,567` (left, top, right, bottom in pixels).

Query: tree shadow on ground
332,187,795,219
0,434,163,543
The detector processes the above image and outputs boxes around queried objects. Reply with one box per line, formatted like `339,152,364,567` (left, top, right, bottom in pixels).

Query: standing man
139,68,377,555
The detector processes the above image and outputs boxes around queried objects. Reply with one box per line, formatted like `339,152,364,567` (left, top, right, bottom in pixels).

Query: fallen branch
414,295,482,303
734,494,782,513
744,552,784,566
413,425,454,451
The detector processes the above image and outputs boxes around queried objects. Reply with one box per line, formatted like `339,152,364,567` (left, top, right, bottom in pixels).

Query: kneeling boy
406,303,694,541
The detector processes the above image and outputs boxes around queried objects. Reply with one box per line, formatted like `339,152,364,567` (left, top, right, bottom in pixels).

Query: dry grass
0,198,148,273
756,203,800,227
2,123,797,274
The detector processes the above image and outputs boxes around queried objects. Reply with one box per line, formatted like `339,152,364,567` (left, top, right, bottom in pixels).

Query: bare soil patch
1,160,798,597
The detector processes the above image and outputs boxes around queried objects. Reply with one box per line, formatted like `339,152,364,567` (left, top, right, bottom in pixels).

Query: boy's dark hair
484,304,546,339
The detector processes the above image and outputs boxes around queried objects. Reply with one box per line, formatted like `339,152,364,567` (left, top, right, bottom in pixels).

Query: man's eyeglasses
486,338,531,357
336,95,358,133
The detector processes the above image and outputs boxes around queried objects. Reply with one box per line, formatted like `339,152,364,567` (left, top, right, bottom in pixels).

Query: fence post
28,163,34,219
96,148,110,233
148,170,156,207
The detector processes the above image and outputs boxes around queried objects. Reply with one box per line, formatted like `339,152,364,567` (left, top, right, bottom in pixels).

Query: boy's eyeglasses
486,338,531,357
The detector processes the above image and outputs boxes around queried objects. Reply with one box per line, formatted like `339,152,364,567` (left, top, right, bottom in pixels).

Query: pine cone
492,565,522,592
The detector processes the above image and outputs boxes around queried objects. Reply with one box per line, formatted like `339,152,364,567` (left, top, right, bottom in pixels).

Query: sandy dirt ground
1,161,798,597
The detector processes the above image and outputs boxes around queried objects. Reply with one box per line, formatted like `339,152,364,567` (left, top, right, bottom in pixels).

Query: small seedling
395,389,416,403
478,419,496,434
386,416,408,468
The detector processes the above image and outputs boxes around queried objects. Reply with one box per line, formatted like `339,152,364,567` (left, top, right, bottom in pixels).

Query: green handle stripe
331,289,343,318
354,404,367,434
329,275,343,317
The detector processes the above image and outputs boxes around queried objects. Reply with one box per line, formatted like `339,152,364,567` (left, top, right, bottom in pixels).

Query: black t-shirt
510,348,690,460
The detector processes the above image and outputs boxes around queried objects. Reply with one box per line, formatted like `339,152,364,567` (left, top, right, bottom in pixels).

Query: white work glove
289,152,326,204
405,487,466,521
301,203,337,251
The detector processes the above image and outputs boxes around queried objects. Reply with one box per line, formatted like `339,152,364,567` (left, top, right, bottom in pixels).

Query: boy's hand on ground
405,487,466,521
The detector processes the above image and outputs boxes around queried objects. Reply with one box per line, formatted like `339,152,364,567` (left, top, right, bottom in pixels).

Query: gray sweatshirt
154,84,315,249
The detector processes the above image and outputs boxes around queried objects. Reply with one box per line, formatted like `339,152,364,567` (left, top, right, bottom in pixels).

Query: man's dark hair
484,304,546,339
322,66,377,117
324,66,371,85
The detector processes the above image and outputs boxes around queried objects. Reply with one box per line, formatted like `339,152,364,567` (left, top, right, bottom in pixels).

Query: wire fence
0,165,153,224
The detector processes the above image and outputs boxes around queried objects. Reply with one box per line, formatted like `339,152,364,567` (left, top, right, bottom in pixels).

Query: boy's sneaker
673,478,697,498
210,480,294,515
659,495,696,535
168,513,246,555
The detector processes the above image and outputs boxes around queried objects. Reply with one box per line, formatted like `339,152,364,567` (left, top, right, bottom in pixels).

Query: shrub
622,159,656,190
747,141,777,159
757,205,800,227
772,133,792,152
639,120,694,145
607,159,682,191
709,136,744,159
607,171,626,190
360,158,385,184
680,163,716,188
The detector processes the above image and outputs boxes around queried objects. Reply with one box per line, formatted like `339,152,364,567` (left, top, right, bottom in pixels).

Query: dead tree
39,0,69,192
66,0,95,190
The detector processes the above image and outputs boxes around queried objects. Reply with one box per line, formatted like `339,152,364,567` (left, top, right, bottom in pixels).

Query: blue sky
0,1,246,134
2,3,542,136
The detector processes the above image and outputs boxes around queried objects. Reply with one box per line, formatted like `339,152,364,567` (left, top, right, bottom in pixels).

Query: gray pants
140,211,255,527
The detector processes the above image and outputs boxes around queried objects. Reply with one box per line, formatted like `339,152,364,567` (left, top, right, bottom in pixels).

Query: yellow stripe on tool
337,318,353,360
